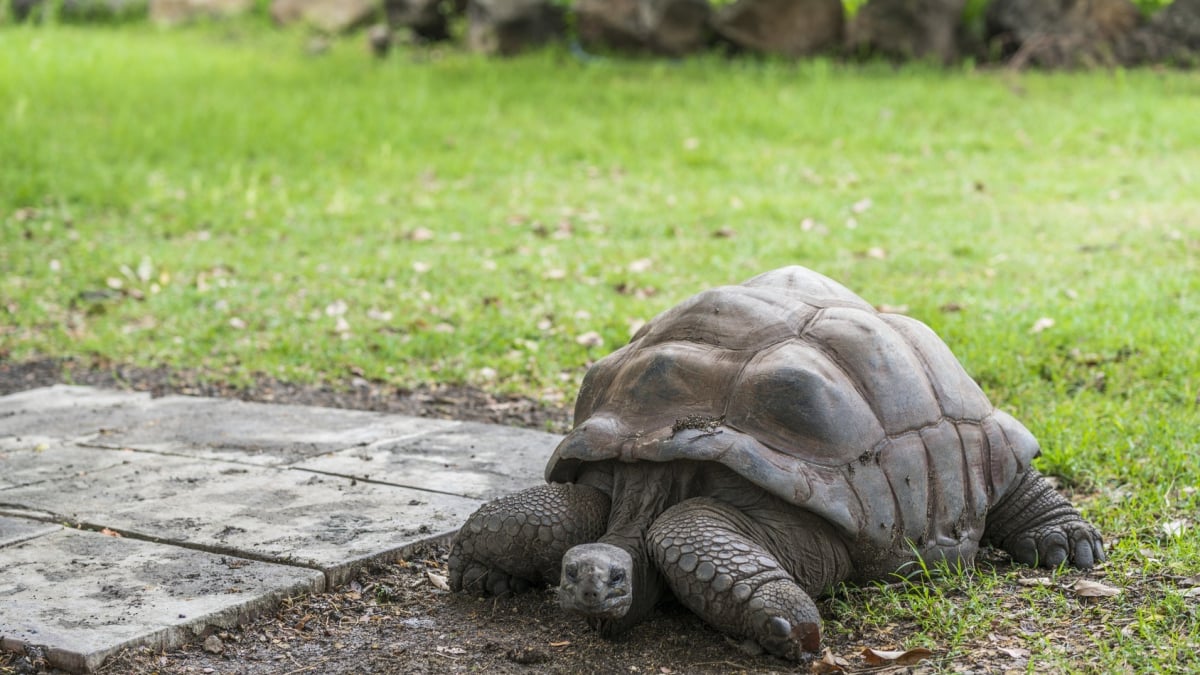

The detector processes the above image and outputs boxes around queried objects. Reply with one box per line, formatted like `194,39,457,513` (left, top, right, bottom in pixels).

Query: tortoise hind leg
647,497,830,661
984,468,1105,569
449,483,610,596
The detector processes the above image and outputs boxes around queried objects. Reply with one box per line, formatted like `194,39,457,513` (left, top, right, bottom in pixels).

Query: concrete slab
0,515,61,548
0,386,152,441
295,421,557,500
0,439,151,490
0,454,484,585
84,395,462,466
0,385,562,672
0,526,324,673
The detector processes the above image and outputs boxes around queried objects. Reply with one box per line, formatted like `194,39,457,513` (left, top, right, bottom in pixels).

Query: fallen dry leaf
549,641,571,648
998,646,1030,659
1071,579,1121,598
810,647,848,673
1162,519,1189,537
99,528,123,538
628,258,653,273
1030,317,1055,333
426,571,450,591
861,646,933,666
575,331,603,348
1018,577,1053,587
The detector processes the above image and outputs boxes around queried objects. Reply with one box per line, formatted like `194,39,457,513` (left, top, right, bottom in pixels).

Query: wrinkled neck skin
577,461,702,637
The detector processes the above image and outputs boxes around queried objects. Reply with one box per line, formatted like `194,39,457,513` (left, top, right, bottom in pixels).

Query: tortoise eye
564,564,578,582
609,569,626,585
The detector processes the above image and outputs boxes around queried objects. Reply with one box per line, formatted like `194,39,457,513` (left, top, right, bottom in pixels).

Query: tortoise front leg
449,483,610,596
984,468,1105,569
647,497,828,661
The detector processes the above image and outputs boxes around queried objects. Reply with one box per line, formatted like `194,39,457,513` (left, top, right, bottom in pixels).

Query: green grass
1,23,1199,672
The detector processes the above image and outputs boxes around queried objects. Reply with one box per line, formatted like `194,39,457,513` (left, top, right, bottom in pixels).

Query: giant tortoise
448,266,1104,659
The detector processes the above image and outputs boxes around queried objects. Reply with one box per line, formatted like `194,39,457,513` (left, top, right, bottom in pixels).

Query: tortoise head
558,543,634,620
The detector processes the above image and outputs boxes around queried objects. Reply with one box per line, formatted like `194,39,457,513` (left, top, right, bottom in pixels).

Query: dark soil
0,358,1103,674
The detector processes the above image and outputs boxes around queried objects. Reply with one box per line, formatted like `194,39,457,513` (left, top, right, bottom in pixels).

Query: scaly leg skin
449,483,610,596
647,497,822,661
983,468,1105,569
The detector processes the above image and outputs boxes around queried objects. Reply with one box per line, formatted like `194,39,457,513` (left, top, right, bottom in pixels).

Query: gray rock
10,0,145,22
466,0,566,56
576,0,711,56
713,0,844,57
847,0,967,64
985,0,1141,67
148,0,252,25
1116,0,1200,65
385,0,466,41
271,0,379,33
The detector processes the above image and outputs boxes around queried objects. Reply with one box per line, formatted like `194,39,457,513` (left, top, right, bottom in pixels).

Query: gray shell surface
546,266,1040,565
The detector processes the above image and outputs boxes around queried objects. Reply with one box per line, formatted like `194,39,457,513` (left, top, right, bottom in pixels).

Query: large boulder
466,0,565,56
149,0,252,25
985,0,1141,67
270,0,379,33
712,0,844,57
12,0,145,21
384,0,466,41
575,0,711,56
1116,0,1200,65
847,0,966,64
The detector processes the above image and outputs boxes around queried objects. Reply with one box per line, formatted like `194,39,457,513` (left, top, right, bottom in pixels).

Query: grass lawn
2,22,1199,672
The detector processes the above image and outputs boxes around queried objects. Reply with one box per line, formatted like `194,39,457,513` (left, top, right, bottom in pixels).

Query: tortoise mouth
557,586,632,619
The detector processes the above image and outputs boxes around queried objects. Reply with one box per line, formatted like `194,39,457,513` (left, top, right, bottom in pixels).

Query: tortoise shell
546,266,1040,566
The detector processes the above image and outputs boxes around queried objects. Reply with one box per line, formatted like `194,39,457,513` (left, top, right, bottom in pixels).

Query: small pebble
203,635,223,654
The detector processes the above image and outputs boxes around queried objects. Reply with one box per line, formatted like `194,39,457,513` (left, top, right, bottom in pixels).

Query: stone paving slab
0,515,60,548
84,395,462,466
0,524,324,673
0,385,561,671
296,421,553,501
0,452,484,586
0,386,153,441
0,439,151,490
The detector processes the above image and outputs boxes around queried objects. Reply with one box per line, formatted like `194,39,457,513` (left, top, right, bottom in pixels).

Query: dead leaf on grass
1071,579,1121,598
627,258,653,273
576,331,603,348
810,647,848,673
426,571,450,591
998,646,1031,659
1162,519,1190,537
99,528,122,538
861,646,933,666
548,641,570,648
1030,317,1055,333
1018,577,1054,587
